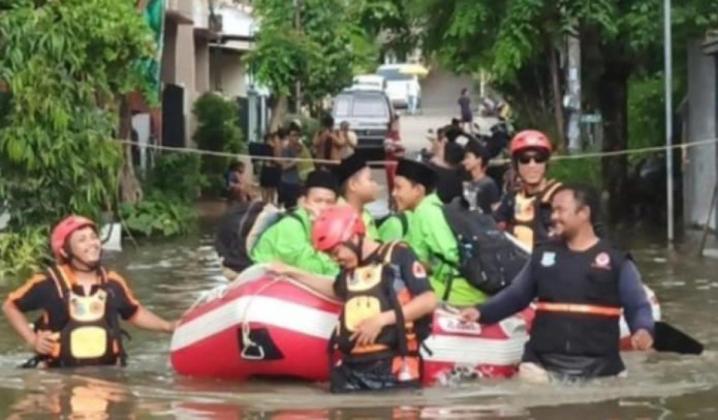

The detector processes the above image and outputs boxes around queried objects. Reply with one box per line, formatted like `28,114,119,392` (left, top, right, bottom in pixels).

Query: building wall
684,41,718,230
161,22,178,84
210,50,247,98
195,37,211,95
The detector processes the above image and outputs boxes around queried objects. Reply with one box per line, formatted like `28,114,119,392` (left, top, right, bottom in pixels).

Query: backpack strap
378,241,410,357
46,265,70,300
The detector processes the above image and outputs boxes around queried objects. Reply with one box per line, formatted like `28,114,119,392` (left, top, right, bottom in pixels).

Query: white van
351,74,387,91
376,64,421,109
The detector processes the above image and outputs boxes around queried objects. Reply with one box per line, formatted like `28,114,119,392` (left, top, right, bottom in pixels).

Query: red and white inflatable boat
170,265,661,383
170,266,341,380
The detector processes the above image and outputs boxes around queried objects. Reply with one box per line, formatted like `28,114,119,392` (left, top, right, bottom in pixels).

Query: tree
0,0,155,229
416,0,718,221
248,0,376,126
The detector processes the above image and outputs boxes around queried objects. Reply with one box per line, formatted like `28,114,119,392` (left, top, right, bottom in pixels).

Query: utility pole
664,0,675,244
293,0,302,113
566,25,582,152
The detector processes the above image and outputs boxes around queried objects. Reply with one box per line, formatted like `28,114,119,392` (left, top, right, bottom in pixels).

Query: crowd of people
2,115,656,394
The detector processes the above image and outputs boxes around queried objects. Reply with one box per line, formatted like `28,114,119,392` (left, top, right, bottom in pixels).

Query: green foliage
0,0,155,228
549,157,603,188
192,92,244,195
248,0,377,108
145,152,206,202
0,0,155,275
0,227,49,285
627,74,665,155
353,0,417,62
119,192,195,238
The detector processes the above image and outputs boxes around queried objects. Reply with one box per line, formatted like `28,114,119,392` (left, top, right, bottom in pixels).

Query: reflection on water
0,229,717,419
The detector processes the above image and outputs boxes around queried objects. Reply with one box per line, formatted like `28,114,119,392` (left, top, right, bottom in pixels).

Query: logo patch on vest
412,261,426,278
592,252,612,270
541,252,556,267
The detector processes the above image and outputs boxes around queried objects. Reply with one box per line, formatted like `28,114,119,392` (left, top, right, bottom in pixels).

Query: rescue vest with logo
335,242,421,362
528,240,626,376
42,265,127,368
509,180,562,250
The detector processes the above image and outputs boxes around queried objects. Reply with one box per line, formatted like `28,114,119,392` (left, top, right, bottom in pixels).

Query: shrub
0,227,50,285
192,93,244,196
118,192,196,237
145,152,206,202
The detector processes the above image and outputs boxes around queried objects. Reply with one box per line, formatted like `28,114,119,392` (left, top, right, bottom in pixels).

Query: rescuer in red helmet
494,130,563,250
267,205,436,393
3,215,177,368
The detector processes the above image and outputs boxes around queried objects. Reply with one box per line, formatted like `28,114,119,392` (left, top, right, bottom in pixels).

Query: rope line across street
115,137,718,166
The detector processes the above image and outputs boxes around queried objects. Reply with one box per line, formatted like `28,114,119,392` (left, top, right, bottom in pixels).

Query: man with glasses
494,130,562,250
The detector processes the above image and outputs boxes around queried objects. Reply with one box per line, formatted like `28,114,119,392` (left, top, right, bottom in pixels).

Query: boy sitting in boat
268,206,437,393
3,215,176,368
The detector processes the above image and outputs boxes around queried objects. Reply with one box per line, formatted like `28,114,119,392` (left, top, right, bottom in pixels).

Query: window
334,96,352,117
377,68,412,82
352,96,388,117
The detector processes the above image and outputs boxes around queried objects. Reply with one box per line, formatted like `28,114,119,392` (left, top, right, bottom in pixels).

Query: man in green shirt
378,211,412,242
251,170,340,276
395,159,488,307
332,154,380,239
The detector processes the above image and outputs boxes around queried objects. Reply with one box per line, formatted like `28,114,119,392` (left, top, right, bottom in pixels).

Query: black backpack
215,201,301,273
435,200,529,298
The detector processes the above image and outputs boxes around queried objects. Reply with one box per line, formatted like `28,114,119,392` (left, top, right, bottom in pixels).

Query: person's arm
473,262,536,324
352,246,438,346
128,306,174,333
266,262,337,298
619,261,655,333
2,300,56,354
492,194,513,227
2,277,57,354
333,131,347,148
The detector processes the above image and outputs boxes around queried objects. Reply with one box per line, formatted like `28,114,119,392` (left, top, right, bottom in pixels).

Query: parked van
376,64,421,109
351,74,387,91
331,89,395,161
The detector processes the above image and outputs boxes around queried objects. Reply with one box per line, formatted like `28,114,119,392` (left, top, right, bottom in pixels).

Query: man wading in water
461,184,654,382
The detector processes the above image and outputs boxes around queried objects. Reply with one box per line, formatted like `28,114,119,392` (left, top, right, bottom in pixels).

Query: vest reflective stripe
535,302,622,317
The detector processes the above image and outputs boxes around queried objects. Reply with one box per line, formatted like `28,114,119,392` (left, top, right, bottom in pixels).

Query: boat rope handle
239,277,283,361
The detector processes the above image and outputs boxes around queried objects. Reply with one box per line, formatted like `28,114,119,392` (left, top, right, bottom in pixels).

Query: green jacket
406,193,487,306
362,209,379,240
251,207,339,277
378,212,412,242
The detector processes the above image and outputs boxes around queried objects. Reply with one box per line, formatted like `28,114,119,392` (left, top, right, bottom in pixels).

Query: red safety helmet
311,206,365,252
50,215,97,260
510,130,552,157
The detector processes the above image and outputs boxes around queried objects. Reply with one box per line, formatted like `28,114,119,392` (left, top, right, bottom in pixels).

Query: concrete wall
684,41,718,230
210,50,247,98
195,37,211,95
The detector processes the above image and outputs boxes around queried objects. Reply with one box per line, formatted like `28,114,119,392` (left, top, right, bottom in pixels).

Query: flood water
1,223,717,419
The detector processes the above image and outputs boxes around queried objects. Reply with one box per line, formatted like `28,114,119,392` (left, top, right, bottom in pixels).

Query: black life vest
508,180,562,250
42,265,127,368
335,242,421,362
527,239,626,377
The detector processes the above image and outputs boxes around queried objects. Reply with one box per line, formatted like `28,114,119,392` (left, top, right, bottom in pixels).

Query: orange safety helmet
311,206,365,252
510,130,552,157
50,215,97,260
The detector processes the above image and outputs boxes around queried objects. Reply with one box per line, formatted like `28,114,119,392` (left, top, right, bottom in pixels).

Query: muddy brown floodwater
1,226,717,419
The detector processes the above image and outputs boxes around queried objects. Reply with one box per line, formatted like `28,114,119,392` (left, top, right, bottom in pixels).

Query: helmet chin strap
64,246,102,273
344,236,365,264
